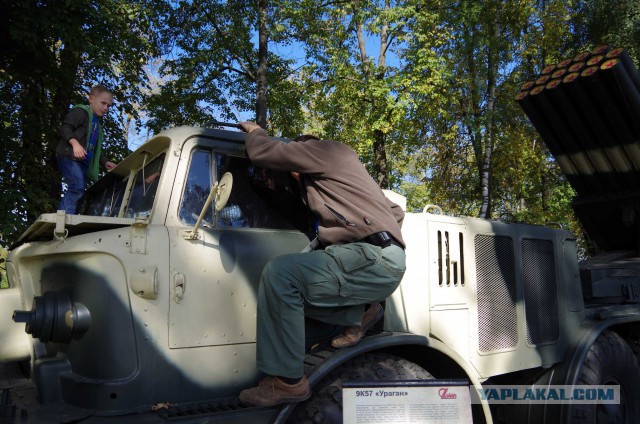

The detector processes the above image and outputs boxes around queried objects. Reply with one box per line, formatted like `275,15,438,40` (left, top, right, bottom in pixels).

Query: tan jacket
245,128,405,248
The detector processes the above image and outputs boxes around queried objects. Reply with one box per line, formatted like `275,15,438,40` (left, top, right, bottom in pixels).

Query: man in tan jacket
238,122,406,407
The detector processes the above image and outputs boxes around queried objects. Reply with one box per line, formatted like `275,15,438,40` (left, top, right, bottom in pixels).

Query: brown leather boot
239,375,311,406
331,303,383,349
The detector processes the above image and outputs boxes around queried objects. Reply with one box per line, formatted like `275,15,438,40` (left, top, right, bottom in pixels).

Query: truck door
167,144,313,349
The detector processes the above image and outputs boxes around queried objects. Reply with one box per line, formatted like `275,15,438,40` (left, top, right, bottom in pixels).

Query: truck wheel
570,330,640,423
290,353,433,424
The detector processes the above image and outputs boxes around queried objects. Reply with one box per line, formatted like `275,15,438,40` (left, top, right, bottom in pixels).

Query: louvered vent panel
475,235,517,352
522,239,559,344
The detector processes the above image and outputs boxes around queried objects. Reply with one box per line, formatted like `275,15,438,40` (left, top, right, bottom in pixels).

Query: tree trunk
478,7,499,219
373,129,389,188
371,0,390,188
256,0,268,128
49,46,82,201
18,79,53,222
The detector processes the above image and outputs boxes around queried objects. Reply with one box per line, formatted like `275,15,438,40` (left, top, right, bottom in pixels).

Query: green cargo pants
256,241,406,378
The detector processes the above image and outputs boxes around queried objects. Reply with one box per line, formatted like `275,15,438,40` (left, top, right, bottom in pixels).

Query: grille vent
437,230,465,286
475,235,517,352
522,238,559,344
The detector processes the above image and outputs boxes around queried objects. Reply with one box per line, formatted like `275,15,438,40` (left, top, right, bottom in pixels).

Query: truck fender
273,332,493,424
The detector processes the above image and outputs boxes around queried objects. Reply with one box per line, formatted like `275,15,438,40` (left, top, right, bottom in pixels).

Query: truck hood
11,212,135,249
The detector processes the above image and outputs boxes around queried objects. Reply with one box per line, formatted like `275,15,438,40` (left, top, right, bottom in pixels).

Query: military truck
1,46,640,424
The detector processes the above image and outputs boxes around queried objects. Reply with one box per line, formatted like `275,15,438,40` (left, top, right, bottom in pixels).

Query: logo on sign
439,388,457,399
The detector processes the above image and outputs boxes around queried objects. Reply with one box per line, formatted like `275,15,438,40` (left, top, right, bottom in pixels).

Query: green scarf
73,104,104,182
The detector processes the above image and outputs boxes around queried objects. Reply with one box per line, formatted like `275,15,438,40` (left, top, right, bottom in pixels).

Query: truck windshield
80,153,166,218
81,175,128,217
124,154,166,218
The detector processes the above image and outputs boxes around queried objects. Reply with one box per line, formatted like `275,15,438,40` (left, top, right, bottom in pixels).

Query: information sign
343,379,472,424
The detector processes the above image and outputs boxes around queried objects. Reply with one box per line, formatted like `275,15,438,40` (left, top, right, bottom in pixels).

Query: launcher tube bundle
516,47,640,252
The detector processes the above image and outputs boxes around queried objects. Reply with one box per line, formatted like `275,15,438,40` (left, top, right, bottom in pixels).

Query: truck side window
179,150,215,225
178,149,313,233
124,154,165,218
215,153,312,232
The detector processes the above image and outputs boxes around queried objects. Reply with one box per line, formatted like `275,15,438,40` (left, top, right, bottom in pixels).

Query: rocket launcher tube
544,75,622,192
568,62,586,74
520,80,535,91
600,58,640,139
562,67,640,189
591,45,610,55
527,85,606,195
573,51,592,62
606,48,640,92
586,54,605,67
578,66,640,180
557,59,573,68
551,68,568,80
541,64,557,75
535,75,551,86
515,90,588,195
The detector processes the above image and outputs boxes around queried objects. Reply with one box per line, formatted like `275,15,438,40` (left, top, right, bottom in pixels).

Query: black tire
570,330,640,423
289,353,433,424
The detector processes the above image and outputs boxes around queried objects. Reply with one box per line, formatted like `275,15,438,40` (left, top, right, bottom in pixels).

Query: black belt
362,231,403,249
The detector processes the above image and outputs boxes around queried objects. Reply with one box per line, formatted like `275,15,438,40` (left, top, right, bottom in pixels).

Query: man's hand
238,121,262,133
105,161,116,171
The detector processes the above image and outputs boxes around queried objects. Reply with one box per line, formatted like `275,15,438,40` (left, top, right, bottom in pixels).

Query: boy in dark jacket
56,84,116,213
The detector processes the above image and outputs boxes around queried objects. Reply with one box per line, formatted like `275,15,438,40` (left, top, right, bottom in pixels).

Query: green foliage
392,0,581,232
274,0,449,189
0,247,7,288
574,0,640,67
144,1,304,134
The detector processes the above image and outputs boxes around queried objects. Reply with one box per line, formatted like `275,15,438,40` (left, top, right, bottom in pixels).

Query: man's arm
59,108,88,160
238,121,330,175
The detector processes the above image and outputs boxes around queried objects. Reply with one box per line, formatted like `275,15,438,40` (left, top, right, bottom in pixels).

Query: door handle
174,273,185,303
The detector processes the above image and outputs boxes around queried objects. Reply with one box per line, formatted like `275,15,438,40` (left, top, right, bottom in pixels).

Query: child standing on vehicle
56,84,117,214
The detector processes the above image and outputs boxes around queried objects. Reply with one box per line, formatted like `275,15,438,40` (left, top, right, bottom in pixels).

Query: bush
0,248,8,289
